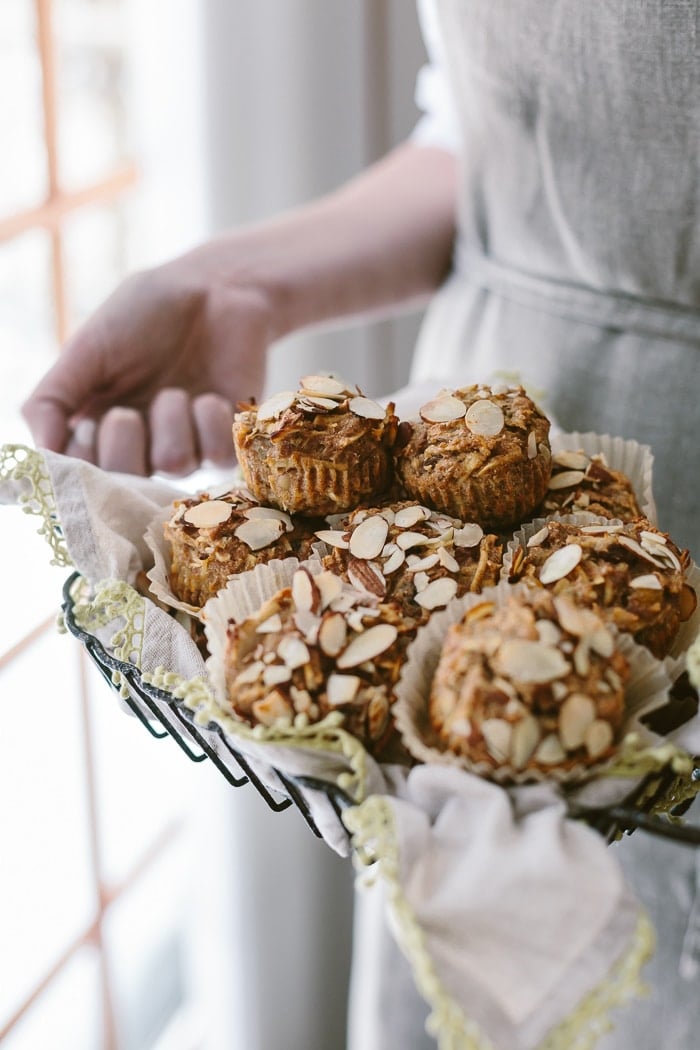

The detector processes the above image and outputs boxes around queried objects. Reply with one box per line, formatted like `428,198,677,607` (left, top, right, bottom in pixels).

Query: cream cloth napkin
346,765,652,1050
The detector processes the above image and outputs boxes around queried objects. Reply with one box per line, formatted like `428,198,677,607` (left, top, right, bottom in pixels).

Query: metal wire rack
62,572,700,848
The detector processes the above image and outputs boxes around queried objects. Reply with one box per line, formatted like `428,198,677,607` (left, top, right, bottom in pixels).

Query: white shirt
412,0,460,153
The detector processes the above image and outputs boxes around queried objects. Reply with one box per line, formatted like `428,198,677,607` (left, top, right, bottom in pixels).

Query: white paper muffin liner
550,430,656,523
143,504,202,617
393,580,674,786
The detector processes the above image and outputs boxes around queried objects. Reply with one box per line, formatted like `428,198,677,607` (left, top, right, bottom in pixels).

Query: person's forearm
184,142,458,342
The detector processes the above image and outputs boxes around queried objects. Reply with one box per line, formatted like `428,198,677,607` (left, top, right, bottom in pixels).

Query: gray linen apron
350,3,700,1047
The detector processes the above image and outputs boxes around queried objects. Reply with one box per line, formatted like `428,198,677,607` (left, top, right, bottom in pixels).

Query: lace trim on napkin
143,665,373,802
0,444,70,566
73,579,146,697
345,796,655,1050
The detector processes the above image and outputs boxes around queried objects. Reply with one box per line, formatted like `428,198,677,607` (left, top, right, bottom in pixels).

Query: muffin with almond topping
429,588,629,776
507,517,696,658
538,449,642,521
392,384,552,531
318,500,503,628
165,489,320,609
232,375,398,516
222,566,414,758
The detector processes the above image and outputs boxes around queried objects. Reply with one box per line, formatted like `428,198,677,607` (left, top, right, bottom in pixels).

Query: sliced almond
326,673,361,706
406,553,440,574
367,693,390,740
617,534,666,568
244,506,293,532
511,716,541,769
292,568,320,614
296,396,338,413
394,505,432,528
336,623,398,669
539,544,583,584
299,374,348,397
414,576,458,610
234,517,285,550
534,733,566,765
315,571,344,610
453,524,484,548
262,664,293,687
535,620,562,647
278,635,310,669
293,609,321,645
527,526,550,549
553,450,590,471
560,694,596,751
183,499,233,528
548,469,586,491
588,627,614,658
465,398,505,437
397,530,431,551
318,612,348,657
493,640,570,683
585,719,614,760
234,660,265,686
256,613,283,634
256,390,296,421
383,547,406,574
315,529,350,550
290,686,313,713
437,546,460,573
552,596,603,638
527,431,537,460
348,396,386,420
420,395,467,423
481,718,512,762
348,558,386,598
629,573,662,590
413,571,430,594
573,640,590,677
252,689,293,725
680,583,698,621
349,515,390,559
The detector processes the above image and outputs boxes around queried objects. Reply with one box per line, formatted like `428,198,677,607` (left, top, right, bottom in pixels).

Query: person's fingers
64,418,98,463
97,407,148,475
192,393,236,466
148,387,198,476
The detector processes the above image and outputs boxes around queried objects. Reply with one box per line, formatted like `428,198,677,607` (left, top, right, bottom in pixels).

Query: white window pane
0,230,56,438
86,656,196,886
55,0,129,192
0,507,69,656
0,2,48,218
62,200,128,330
1,946,102,1050
104,842,193,1049
0,633,96,1030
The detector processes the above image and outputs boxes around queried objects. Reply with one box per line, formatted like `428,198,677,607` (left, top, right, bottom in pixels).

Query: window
1,3,206,1046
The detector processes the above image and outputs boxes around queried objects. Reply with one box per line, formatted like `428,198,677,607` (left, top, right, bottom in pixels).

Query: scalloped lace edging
344,796,655,1050
143,665,372,802
73,579,145,695
0,443,70,566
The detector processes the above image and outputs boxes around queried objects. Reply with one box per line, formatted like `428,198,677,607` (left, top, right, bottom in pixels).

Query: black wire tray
61,571,700,847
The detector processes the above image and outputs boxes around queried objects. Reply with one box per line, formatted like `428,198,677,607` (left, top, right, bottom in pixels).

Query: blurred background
0,1,427,1047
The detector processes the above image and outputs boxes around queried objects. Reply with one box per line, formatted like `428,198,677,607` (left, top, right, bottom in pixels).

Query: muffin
165,488,320,608
232,375,398,516
318,499,503,627
508,517,696,658
429,588,629,776
392,383,552,531
539,449,642,520
222,566,414,758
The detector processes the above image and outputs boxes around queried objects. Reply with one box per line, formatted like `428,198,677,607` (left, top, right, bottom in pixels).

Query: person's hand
22,250,272,475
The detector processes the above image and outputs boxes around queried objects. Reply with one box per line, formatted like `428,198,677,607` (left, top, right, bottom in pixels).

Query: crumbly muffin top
539,449,642,520
233,374,398,459
318,500,503,626
429,589,629,775
508,517,695,657
223,566,415,756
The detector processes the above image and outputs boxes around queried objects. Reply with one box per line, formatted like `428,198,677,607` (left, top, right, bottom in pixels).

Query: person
22,1,700,1047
